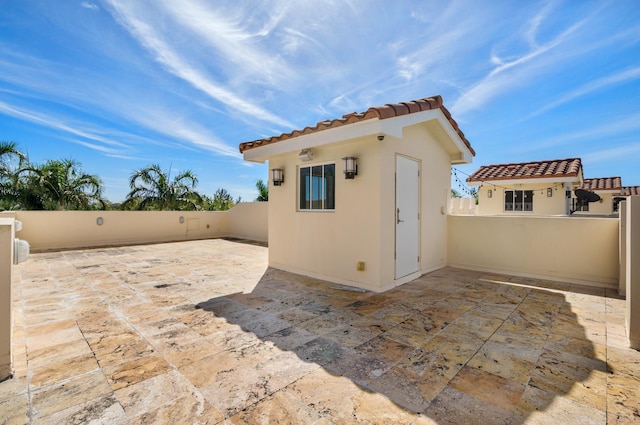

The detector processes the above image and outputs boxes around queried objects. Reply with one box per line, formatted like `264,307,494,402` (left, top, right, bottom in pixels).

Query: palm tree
210,188,235,211
19,159,105,210
0,141,24,173
255,179,268,201
0,141,26,209
123,164,202,210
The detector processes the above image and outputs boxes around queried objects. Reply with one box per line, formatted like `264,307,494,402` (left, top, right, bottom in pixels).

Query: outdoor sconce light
298,149,314,162
342,156,358,179
547,188,553,197
96,217,104,225
272,168,284,186
487,189,492,198
179,216,185,224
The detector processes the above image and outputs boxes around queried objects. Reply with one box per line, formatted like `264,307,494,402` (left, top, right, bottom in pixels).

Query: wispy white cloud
156,0,293,85
0,53,240,156
70,140,129,156
0,101,128,149
280,27,323,55
0,99,241,161
582,142,640,164
521,112,640,153
451,3,588,116
526,67,640,118
393,2,478,83
81,2,99,11
104,0,294,129
524,0,557,48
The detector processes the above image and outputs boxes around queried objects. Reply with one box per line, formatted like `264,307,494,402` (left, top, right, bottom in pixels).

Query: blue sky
1,1,639,202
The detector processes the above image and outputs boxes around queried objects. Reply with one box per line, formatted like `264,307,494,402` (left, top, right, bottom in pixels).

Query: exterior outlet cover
356,261,365,271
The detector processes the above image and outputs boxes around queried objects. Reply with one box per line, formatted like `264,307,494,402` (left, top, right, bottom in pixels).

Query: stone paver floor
1,238,639,424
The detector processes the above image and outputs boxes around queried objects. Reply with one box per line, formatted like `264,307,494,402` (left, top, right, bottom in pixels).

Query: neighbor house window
505,190,533,212
299,163,335,210
574,197,589,212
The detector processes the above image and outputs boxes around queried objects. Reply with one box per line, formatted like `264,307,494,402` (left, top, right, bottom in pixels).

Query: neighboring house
615,186,640,213
239,95,475,292
466,158,583,216
576,177,623,215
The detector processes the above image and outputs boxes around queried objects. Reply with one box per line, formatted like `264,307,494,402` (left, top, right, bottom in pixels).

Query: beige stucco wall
382,123,452,284
0,218,14,379
448,215,619,287
476,183,571,216
577,192,617,215
625,197,640,349
267,121,455,292
450,197,476,215
268,136,384,290
225,202,268,243
3,202,267,252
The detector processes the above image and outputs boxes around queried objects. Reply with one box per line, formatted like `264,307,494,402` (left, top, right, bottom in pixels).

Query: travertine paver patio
1,238,639,424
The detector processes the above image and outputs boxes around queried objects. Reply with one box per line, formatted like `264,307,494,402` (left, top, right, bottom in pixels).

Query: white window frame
298,162,336,211
504,189,534,212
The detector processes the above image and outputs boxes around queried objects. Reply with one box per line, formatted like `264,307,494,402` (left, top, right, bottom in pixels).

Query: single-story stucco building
239,95,475,292
466,158,584,216
467,158,640,217
577,177,623,215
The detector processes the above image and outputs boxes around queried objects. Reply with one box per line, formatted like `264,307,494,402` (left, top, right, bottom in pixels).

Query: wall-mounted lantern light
272,168,284,186
179,216,185,224
487,189,492,198
547,188,553,197
342,157,358,179
96,217,104,225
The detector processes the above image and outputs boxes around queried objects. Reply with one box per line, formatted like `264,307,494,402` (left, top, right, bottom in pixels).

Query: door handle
397,208,404,224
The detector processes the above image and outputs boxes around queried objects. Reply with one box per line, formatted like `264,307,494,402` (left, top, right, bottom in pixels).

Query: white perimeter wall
2,202,267,252
448,215,619,287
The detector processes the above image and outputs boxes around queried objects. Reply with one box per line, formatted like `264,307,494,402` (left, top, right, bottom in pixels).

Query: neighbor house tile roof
466,158,582,183
239,95,475,155
619,186,640,196
582,177,622,191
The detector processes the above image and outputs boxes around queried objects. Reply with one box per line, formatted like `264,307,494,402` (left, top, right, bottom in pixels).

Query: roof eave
590,189,623,194
243,109,474,164
242,117,381,163
467,175,582,187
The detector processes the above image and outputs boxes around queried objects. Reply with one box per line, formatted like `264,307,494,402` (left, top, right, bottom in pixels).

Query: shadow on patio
195,266,610,424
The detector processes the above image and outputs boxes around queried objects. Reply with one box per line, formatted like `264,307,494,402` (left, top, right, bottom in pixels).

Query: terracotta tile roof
466,158,582,183
582,177,622,191
239,95,475,155
619,186,640,196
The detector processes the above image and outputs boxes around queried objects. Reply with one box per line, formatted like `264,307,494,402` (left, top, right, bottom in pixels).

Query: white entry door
395,155,420,279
